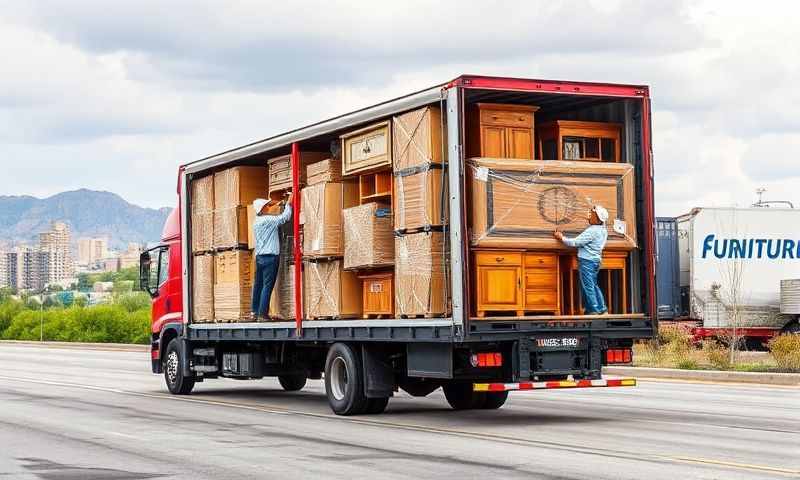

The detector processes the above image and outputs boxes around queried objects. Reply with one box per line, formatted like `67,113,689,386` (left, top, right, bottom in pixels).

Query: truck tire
365,397,390,414
278,374,307,392
481,391,509,409
443,382,486,410
325,343,368,416
164,339,195,395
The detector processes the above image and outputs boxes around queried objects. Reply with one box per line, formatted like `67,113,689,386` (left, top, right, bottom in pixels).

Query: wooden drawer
475,251,522,266
524,253,557,268
525,290,558,309
525,271,558,289
480,109,533,128
341,121,391,176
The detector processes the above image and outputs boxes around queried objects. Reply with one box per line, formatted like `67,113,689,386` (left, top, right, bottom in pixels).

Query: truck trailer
657,207,800,345
140,75,655,415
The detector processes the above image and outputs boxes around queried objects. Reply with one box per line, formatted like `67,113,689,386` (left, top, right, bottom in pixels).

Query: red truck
140,75,655,415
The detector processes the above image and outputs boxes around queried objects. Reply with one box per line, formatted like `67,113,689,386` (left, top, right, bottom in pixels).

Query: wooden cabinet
474,251,559,317
537,120,622,162
341,121,391,176
523,253,559,314
360,273,393,318
467,103,539,159
267,152,328,194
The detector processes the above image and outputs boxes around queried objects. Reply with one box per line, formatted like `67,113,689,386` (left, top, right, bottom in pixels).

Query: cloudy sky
2,0,798,215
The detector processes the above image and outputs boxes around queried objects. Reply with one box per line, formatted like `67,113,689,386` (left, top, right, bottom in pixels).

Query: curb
603,366,800,386
0,340,148,353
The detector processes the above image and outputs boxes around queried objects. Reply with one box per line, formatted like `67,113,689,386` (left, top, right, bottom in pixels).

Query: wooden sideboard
467,103,539,159
474,250,559,317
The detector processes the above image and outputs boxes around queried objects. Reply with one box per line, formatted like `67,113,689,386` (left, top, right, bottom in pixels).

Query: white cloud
0,0,798,217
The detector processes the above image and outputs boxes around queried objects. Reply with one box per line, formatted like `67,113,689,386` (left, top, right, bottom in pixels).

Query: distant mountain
0,189,171,250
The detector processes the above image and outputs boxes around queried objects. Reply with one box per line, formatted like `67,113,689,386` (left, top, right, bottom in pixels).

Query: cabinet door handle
495,257,504,262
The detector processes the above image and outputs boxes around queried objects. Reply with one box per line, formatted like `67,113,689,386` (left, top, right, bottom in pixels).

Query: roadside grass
633,326,798,373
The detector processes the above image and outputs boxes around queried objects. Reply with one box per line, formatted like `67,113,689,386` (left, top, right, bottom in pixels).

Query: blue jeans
252,254,279,318
578,258,607,314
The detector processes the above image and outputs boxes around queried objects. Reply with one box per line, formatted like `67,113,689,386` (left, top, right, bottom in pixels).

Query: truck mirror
139,250,158,298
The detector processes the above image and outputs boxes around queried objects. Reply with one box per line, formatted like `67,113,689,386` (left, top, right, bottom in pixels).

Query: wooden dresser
341,121,392,176
474,250,559,317
467,103,539,159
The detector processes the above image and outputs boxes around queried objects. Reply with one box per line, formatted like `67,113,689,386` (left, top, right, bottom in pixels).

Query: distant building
119,243,143,269
77,237,108,265
0,253,7,289
39,222,74,282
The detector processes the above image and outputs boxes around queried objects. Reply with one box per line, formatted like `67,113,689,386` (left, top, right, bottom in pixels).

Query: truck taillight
470,352,502,368
606,349,632,364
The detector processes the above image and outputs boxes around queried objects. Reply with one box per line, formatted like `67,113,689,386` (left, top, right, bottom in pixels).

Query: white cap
253,198,268,215
593,205,609,223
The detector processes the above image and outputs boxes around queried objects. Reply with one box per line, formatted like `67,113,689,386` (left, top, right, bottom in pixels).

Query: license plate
534,337,582,349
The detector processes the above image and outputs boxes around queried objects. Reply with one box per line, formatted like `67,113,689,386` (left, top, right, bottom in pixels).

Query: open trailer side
143,75,655,415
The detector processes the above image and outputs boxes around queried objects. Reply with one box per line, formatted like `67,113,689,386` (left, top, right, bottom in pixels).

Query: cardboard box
191,175,215,253
214,166,268,210
392,105,444,171
303,259,361,319
301,181,358,257
467,158,637,250
192,253,214,322
307,158,342,185
343,203,394,269
192,211,214,253
393,168,447,232
213,206,248,250
214,250,252,322
279,263,296,319
395,231,449,317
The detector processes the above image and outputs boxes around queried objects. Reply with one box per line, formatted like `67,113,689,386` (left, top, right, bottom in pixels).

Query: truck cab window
157,247,169,287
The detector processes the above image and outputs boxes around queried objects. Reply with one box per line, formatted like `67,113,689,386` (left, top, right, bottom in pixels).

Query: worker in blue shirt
251,195,292,320
554,205,609,315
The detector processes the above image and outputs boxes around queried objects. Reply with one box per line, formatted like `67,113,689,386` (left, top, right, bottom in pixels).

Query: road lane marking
1,374,798,477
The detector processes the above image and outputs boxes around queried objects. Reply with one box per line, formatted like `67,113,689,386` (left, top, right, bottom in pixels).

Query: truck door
140,245,176,332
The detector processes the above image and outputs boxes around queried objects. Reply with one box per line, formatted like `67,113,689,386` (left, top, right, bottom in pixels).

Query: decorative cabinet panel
341,121,391,176
360,273,393,318
537,120,622,162
467,103,539,160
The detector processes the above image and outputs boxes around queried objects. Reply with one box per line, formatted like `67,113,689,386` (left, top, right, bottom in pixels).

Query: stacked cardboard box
393,168,447,232
213,166,268,250
192,253,214,322
307,158,342,186
394,231,449,317
214,249,253,322
191,176,214,253
343,202,394,269
301,181,358,257
304,259,361,319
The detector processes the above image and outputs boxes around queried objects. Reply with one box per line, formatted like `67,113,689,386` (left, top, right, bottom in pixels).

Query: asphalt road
0,344,797,480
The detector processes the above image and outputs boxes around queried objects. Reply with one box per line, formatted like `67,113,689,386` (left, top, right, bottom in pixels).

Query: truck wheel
278,374,307,391
163,339,195,395
443,382,486,410
365,397,389,414
481,391,509,409
325,343,368,416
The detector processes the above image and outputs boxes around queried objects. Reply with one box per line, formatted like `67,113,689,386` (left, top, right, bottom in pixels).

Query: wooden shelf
359,170,392,205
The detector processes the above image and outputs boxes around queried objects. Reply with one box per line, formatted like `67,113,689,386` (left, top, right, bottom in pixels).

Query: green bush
676,359,699,370
702,340,731,370
769,334,800,372
0,299,24,335
1,302,150,344
114,292,151,313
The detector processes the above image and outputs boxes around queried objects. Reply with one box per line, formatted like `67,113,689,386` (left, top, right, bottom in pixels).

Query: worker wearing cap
251,194,292,320
554,205,609,315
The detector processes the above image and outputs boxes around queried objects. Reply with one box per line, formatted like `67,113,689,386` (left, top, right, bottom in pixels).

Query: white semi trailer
662,207,800,344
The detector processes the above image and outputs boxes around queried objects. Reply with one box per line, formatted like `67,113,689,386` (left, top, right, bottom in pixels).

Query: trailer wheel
163,339,195,395
278,374,307,392
324,343,368,416
443,382,486,410
365,397,390,414
481,391,509,409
